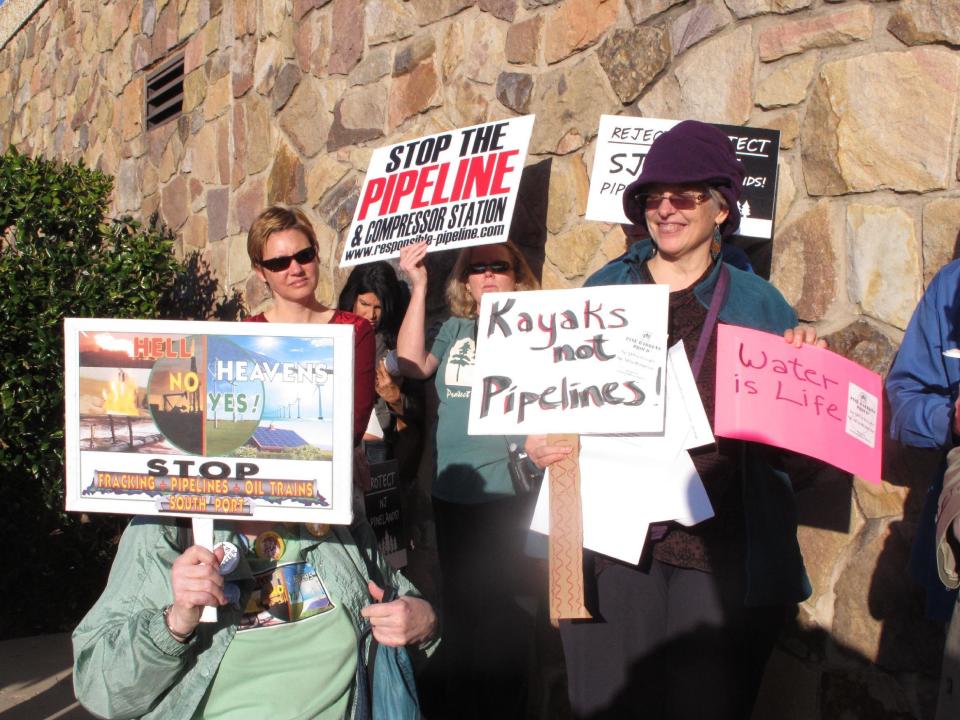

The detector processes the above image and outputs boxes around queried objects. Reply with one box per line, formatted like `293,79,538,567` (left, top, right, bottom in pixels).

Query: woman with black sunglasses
245,205,375,447
396,240,542,719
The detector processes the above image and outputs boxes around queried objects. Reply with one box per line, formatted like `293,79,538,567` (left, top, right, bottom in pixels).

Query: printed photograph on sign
65,318,355,524
586,115,781,276
340,115,534,266
467,284,669,435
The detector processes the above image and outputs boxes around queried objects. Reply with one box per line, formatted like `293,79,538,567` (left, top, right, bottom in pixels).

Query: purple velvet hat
622,120,745,238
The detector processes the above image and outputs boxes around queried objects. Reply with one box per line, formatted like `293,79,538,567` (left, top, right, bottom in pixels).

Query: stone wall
2,1,959,717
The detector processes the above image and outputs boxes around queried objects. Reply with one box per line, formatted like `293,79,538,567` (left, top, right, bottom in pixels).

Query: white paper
530,436,714,565
845,382,879,449
468,285,669,435
613,341,714,460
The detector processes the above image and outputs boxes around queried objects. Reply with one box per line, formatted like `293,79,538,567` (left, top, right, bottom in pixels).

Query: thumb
367,580,385,602
213,545,225,566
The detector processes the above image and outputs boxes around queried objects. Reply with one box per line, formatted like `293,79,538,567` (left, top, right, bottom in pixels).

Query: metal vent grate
145,54,184,129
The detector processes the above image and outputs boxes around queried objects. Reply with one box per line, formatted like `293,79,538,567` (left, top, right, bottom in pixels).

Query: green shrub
0,147,242,637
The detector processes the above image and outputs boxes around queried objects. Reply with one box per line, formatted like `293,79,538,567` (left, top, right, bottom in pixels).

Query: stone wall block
207,186,230,242
271,63,302,112
462,11,507,84
253,35,283,96
294,0,333,21
232,33,256,97
846,203,921,330
234,176,267,233
188,120,224,184
441,22,464,82
394,33,437,77
329,0,364,75
888,0,960,47
726,0,810,20
921,199,960,287
544,0,618,65
824,319,898,377
446,78,491,128
350,47,393,86
802,49,960,195
756,53,818,109
182,213,208,249
411,0,476,26
327,83,388,150
119,77,144,141
758,5,873,62
529,57,616,154
241,94,274,175
598,27,670,105
278,76,336,157
205,71,233,119
649,24,754,124
505,16,542,65
770,200,839,321
546,223,603,279
366,0,417,46
495,72,533,114
305,155,351,207
479,0,517,22
546,154,589,235
267,141,307,205
160,174,190,230
388,59,442,130
832,517,944,674
294,9,330,78
625,0,685,24
670,0,730,57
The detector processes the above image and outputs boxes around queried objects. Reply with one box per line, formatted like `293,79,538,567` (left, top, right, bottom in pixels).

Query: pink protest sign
714,324,882,483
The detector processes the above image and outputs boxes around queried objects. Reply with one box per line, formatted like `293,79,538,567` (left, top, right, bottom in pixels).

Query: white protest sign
340,116,535,266
467,285,669,435
64,318,356,525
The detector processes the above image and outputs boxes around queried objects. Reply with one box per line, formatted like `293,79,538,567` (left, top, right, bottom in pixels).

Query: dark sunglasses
259,245,317,272
640,192,710,211
468,260,512,275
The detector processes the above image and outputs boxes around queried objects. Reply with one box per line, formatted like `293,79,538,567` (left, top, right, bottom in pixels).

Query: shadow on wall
511,157,551,282
160,248,245,321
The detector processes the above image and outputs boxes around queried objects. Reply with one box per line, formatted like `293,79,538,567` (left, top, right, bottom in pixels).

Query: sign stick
192,516,218,623
547,433,591,625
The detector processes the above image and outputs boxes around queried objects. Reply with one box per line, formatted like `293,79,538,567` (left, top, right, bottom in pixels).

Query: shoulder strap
691,263,730,380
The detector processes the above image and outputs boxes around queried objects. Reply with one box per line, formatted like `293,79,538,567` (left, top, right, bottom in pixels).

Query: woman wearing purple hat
528,120,823,719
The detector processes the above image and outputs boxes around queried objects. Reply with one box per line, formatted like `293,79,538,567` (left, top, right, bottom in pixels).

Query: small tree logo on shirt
446,338,475,387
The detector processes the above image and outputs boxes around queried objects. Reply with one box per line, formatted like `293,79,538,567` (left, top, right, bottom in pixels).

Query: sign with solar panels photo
63,318,355,524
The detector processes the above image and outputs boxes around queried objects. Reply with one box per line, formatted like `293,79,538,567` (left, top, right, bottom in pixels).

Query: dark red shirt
245,309,376,446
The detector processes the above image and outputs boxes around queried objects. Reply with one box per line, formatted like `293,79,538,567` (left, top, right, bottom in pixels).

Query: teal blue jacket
586,240,811,605
73,518,436,719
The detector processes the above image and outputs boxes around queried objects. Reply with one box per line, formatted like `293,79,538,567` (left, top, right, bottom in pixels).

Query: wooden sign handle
547,433,591,626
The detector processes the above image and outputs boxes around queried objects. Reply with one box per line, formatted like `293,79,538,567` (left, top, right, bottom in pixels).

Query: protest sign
467,285,669,435
364,458,407,569
340,116,534,266
64,318,356,524
585,115,780,245
714,324,883,483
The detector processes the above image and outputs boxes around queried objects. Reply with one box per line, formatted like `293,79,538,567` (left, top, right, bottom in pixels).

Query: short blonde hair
247,206,318,266
445,241,539,319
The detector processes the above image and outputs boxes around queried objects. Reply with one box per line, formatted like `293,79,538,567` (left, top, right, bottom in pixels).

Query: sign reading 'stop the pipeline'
340,116,534,266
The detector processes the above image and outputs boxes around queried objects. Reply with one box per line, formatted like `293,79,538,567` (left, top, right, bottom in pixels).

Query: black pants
426,495,542,720
560,558,786,720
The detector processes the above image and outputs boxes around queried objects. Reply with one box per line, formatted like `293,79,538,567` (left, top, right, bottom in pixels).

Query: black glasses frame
468,260,512,275
259,245,317,272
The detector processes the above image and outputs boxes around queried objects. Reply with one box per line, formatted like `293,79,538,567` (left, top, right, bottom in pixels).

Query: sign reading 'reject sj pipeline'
340,116,534,266
64,319,355,524
586,115,780,245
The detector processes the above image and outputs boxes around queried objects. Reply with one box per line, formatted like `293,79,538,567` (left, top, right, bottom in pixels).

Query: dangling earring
711,224,722,258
